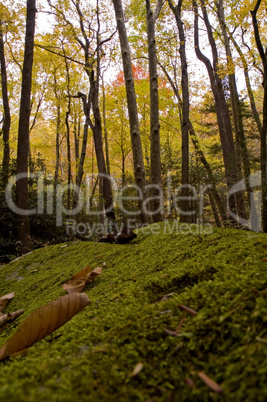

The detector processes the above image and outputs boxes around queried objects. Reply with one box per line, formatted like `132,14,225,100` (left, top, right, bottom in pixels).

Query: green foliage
0,224,266,400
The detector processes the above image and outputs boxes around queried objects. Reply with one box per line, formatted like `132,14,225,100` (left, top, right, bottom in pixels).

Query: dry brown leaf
63,266,102,293
0,310,24,330
198,371,223,394
129,362,144,377
0,292,90,361
87,266,102,281
0,293,15,313
62,279,86,293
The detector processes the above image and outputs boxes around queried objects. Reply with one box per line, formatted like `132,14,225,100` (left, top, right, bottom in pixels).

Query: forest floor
0,223,267,401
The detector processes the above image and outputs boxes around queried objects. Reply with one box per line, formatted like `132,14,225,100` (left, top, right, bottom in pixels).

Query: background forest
0,0,266,259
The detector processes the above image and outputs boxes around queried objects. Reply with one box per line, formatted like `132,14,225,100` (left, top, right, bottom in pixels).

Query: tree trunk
102,77,111,176
230,33,262,136
216,0,249,219
158,59,227,225
16,0,36,253
0,20,11,184
168,0,192,223
87,71,116,225
193,0,245,221
112,0,152,224
251,0,267,233
54,104,61,187
146,0,164,222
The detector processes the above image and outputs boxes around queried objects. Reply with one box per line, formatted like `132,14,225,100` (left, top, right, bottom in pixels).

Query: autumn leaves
0,265,102,361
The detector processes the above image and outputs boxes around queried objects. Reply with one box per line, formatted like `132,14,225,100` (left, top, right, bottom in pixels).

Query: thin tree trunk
251,0,267,232
64,56,72,211
193,0,244,221
216,0,249,219
54,104,61,187
102,77,110,176
0,20,11,184
112,0,152,224
146,0,164,222
158,60,227,224
88,71,116,223
168,0,192,223
230,33,262,136
16,0,36,253
207,189,222,227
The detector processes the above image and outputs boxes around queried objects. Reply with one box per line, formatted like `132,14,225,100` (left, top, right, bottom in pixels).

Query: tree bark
64,55,72,211
168,0,192,223
146,0,164,222
112,0,152,224
193,0,245,221
158,60,227,225
102,77,111,176
216,0,249,219
0,19,11,184
251,0,267,232
16,0,36,253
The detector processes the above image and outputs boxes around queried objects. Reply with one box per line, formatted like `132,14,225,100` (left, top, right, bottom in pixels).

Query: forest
0,0,266,257
1,1,267,400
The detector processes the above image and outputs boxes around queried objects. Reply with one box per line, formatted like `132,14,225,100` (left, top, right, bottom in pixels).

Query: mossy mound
0,223,267,401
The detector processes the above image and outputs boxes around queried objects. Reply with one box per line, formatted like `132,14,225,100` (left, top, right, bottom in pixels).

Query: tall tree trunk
102,77,111,176
64,56,72,211
193,0,245,221
158,60,227,225
251,0,267,233
54,104,61,187
16,0,36,253
74,92,89,201
168,0,192,223
112,0,152,224
88,71,116,224
216,0,250,218
146,0,164,222
0,19,11,184
230,33,262,136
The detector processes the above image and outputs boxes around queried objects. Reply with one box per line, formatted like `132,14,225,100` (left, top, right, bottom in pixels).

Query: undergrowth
0,224,267,401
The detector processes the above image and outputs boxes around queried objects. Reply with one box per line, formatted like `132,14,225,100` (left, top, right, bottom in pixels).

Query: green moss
0,224,267,401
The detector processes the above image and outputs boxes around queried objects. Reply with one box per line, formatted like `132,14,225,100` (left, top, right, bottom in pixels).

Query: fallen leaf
87,266,102,281
129,362,143,377
62,279,86,293
63,266,102,293
0,292,90,361
0,310,24,330
198,371,223,394
0,293,15,313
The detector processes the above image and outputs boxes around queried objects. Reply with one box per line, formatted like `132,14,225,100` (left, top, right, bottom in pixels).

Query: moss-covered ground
0,223,267,401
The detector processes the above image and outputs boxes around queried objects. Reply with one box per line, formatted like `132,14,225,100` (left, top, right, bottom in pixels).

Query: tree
251,0,267,233
16,0,36,253
193,0,246,221
112,0,152,224
146,0,164,222
216,0,252,217
167,0,193,223
47,0,116,227
0,12,11,184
